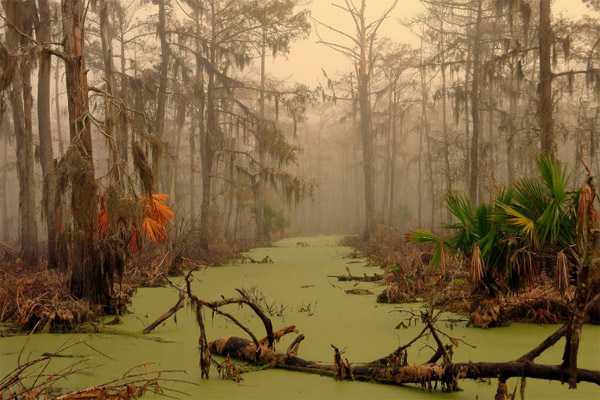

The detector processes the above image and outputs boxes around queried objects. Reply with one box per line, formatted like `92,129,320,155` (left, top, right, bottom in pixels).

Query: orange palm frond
141,215,169,244
138,194,175,244
142,194,176,224
127,228,142,252
97,208,110,236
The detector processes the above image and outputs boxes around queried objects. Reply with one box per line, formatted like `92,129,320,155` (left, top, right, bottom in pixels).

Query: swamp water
1,235,599,399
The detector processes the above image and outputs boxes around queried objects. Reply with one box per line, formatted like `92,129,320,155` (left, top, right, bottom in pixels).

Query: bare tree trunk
191,3,205,224
62,0,108,305
99,0,118,183
199,0,217,248
54,59,66,159
36,0,60,268
171,80,185,207
225,151,235,235
189,123,196,219
487,85,495,203
538,0,555,156
425,115,435,231
358,1,375,240
469,0,483,206
4,0,38,265
155,0,170,192
1,118,8,242
117,13,128,163
255,28,267,243
418,35,429,228
389,110,400,225
381,71,393,224
440,26,452,223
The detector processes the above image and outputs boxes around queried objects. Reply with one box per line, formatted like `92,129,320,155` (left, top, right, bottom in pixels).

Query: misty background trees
0,0,599,304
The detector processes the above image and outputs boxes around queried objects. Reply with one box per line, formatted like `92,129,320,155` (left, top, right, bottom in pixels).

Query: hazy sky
271,0,593,87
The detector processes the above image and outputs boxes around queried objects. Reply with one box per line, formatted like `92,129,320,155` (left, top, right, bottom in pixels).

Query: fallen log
327,273,384,282
328,266,384,282
209,336,600,388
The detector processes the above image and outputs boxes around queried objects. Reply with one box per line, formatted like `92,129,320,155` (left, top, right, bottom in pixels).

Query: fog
0,0,599,249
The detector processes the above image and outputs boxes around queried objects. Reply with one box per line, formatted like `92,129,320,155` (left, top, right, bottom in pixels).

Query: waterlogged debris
296,242,310,247
345,288,373,295
106,316,124,325
328,271,384,282
300,284,315,288
239,255,274,264
298,301,318,316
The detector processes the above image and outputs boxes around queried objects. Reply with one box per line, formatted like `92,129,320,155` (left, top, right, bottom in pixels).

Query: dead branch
142,288,185,334
286,334,305,357
209,334,600,389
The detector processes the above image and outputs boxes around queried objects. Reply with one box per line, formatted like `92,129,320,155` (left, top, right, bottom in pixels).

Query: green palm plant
410,155,580,295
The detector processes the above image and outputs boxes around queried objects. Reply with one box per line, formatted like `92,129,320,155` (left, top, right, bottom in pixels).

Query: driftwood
209,334,600,388
344,288,373,295
239,255,274,264
328,266,384,282
328,274,384,282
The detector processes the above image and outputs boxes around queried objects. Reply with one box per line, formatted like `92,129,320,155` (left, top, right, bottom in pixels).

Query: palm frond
409,230,450,268
536,155,569,202
496,202,538,248
446,193,476,227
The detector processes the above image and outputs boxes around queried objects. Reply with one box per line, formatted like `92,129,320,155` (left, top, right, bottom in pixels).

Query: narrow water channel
1,236,599,399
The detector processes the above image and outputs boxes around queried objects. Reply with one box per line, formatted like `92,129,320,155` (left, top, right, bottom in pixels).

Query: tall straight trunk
118,13,128,162
538,0,554,156
192,4,205,224
382,72,393,223
199,0,216,247
418,36,429,228
506,14,517,182
422,67,435,231
358,1,375,239
54,57,65,157
425,111,435,231
36,0,60,268
1,119,8,241
256,28,267,243
440,25,452,223
189,123,196,219
3,0,38,264
389,109,400,225
171,78,185,207
225,151,235,235
62,0,108,305
469,0,483,206
487,85,495,203
99,0,118,183
155,0,170,191
349,73,362,232
418,86,424,227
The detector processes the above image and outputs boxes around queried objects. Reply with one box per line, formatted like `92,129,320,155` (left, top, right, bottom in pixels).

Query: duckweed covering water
1,236,599,399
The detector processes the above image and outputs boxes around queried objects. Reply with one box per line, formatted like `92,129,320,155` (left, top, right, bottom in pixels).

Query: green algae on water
1,236,599,399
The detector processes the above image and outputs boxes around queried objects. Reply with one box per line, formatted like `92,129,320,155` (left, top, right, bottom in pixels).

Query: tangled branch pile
0,262,98,331
0,339,188,399
342,228,466,304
